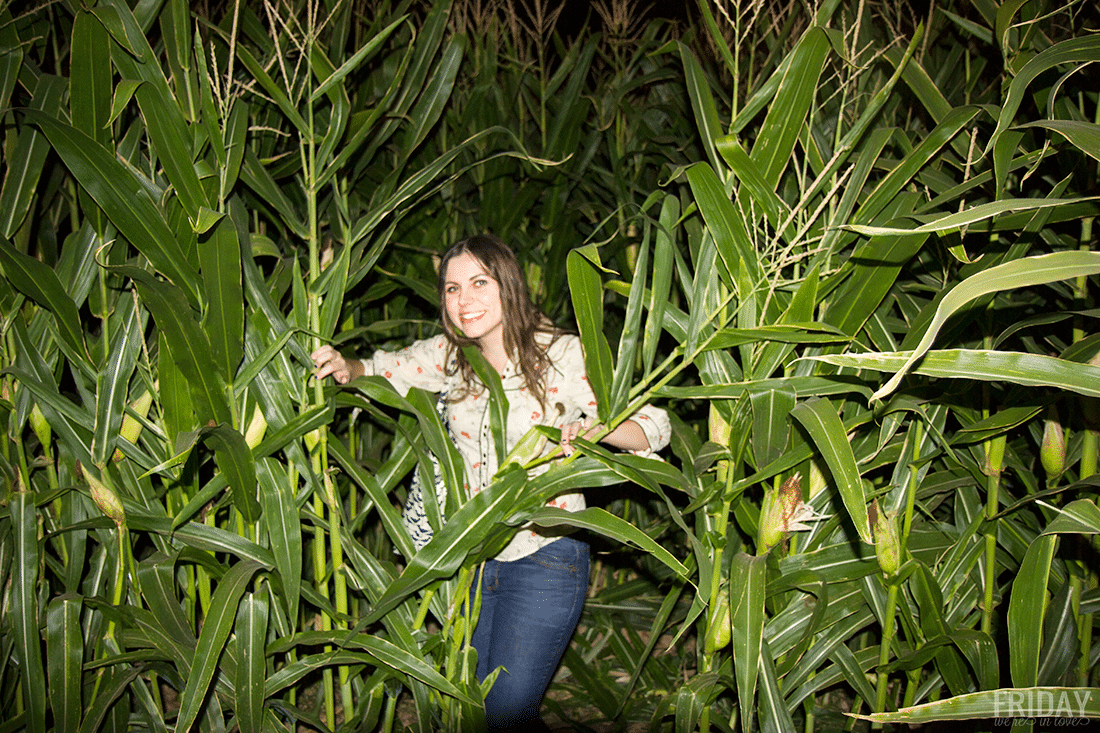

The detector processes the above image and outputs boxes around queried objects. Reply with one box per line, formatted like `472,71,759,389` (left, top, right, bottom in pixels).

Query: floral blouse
355,333,671,562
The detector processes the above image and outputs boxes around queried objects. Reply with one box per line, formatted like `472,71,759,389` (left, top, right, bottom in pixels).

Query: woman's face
443,252,504,348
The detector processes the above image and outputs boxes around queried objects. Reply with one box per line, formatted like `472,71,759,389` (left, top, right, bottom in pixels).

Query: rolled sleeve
626,403,671,457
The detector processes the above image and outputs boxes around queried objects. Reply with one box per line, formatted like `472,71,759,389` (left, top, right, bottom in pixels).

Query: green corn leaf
1038,584,1079,686
716,135,789,236
855,687,1100,723
135,83,209,224
754,268,823,379
672,670,719,732
130,270,231,425
92,300,141,465
686,162,762,309
0,7,23,115
310,16,406,102
7,351,95,468
855,251,1100,400
401,35,464,157
846,197,1095,238
545,38,597,154
887,48,953,126
731,552,767,733
225,42,311,135
11,493,46,733
643,195,677,374
656,375,872,402
0,73,66,238
0,239,88,362
568,246,614,423
327,437,414,560
77,666,143,733
854,106,983,228
526,506,689,579
750,386,796,469
790,399,871,544
461,345,510,468
198,217,245,380
679,42,723,171
1015,119,1100,164
317,236,351,343
825,643,880,710
782,605,878,696
1008,534,1057,688
256,458,303,621
125,505,275,566
952,629,1000,692
136,553,198,657
193,23,225,169
816,348,1100,400
234,594,268,733
90,0,150,62
265,642,475,705
175,560,264,733
206,423,260,524
46,596,83,733
220,99,248,200
405,387,468,513
610,222,649,416
615,581,687,716
757,639,797,733
988,35,1100,155
70,11,113,233
685,234,721,356
750,27,830,187
25,112,202,305
240,149,308,238
308,43,350,167
361,466,528,625
1042,499,1100,535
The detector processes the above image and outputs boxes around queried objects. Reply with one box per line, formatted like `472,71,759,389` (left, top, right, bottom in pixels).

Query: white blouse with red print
355,332,671,562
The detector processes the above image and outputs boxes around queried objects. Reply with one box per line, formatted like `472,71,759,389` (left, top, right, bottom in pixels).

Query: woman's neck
478,336,508,376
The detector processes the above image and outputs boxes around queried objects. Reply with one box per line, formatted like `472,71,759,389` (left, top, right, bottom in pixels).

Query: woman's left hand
560,417,598,457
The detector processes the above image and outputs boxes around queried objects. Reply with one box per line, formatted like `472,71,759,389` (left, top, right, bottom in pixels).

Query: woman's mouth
461,311,485,325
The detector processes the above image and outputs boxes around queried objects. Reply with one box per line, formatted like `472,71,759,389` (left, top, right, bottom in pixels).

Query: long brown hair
437,234,563,407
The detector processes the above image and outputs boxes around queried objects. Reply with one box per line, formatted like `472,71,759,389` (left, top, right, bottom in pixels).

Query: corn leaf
854,251,1100,400
0,74,66,238
45,596,83,733
0,240,88,362
1041,499,1100,535
25,112,202,304
174,560,264,733
750,27,830,188
92,300,141,465
731,552,767,732
1008,534,1057,688
11,493,46,733
233,594,268,733
856,686,1100,723
527,506,689,579
568,247,614,423
198,216,245,380
790,399,871,544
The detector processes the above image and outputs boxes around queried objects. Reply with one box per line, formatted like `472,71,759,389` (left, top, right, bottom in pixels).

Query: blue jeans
470,536,590,730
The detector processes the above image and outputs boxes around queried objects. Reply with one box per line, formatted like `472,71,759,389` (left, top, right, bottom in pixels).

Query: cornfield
1,0,1099,731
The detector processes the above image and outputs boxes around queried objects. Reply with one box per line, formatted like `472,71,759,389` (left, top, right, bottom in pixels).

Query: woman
312,234,670,731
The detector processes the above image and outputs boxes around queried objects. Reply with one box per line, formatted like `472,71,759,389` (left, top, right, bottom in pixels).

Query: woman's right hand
311,345,361,384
